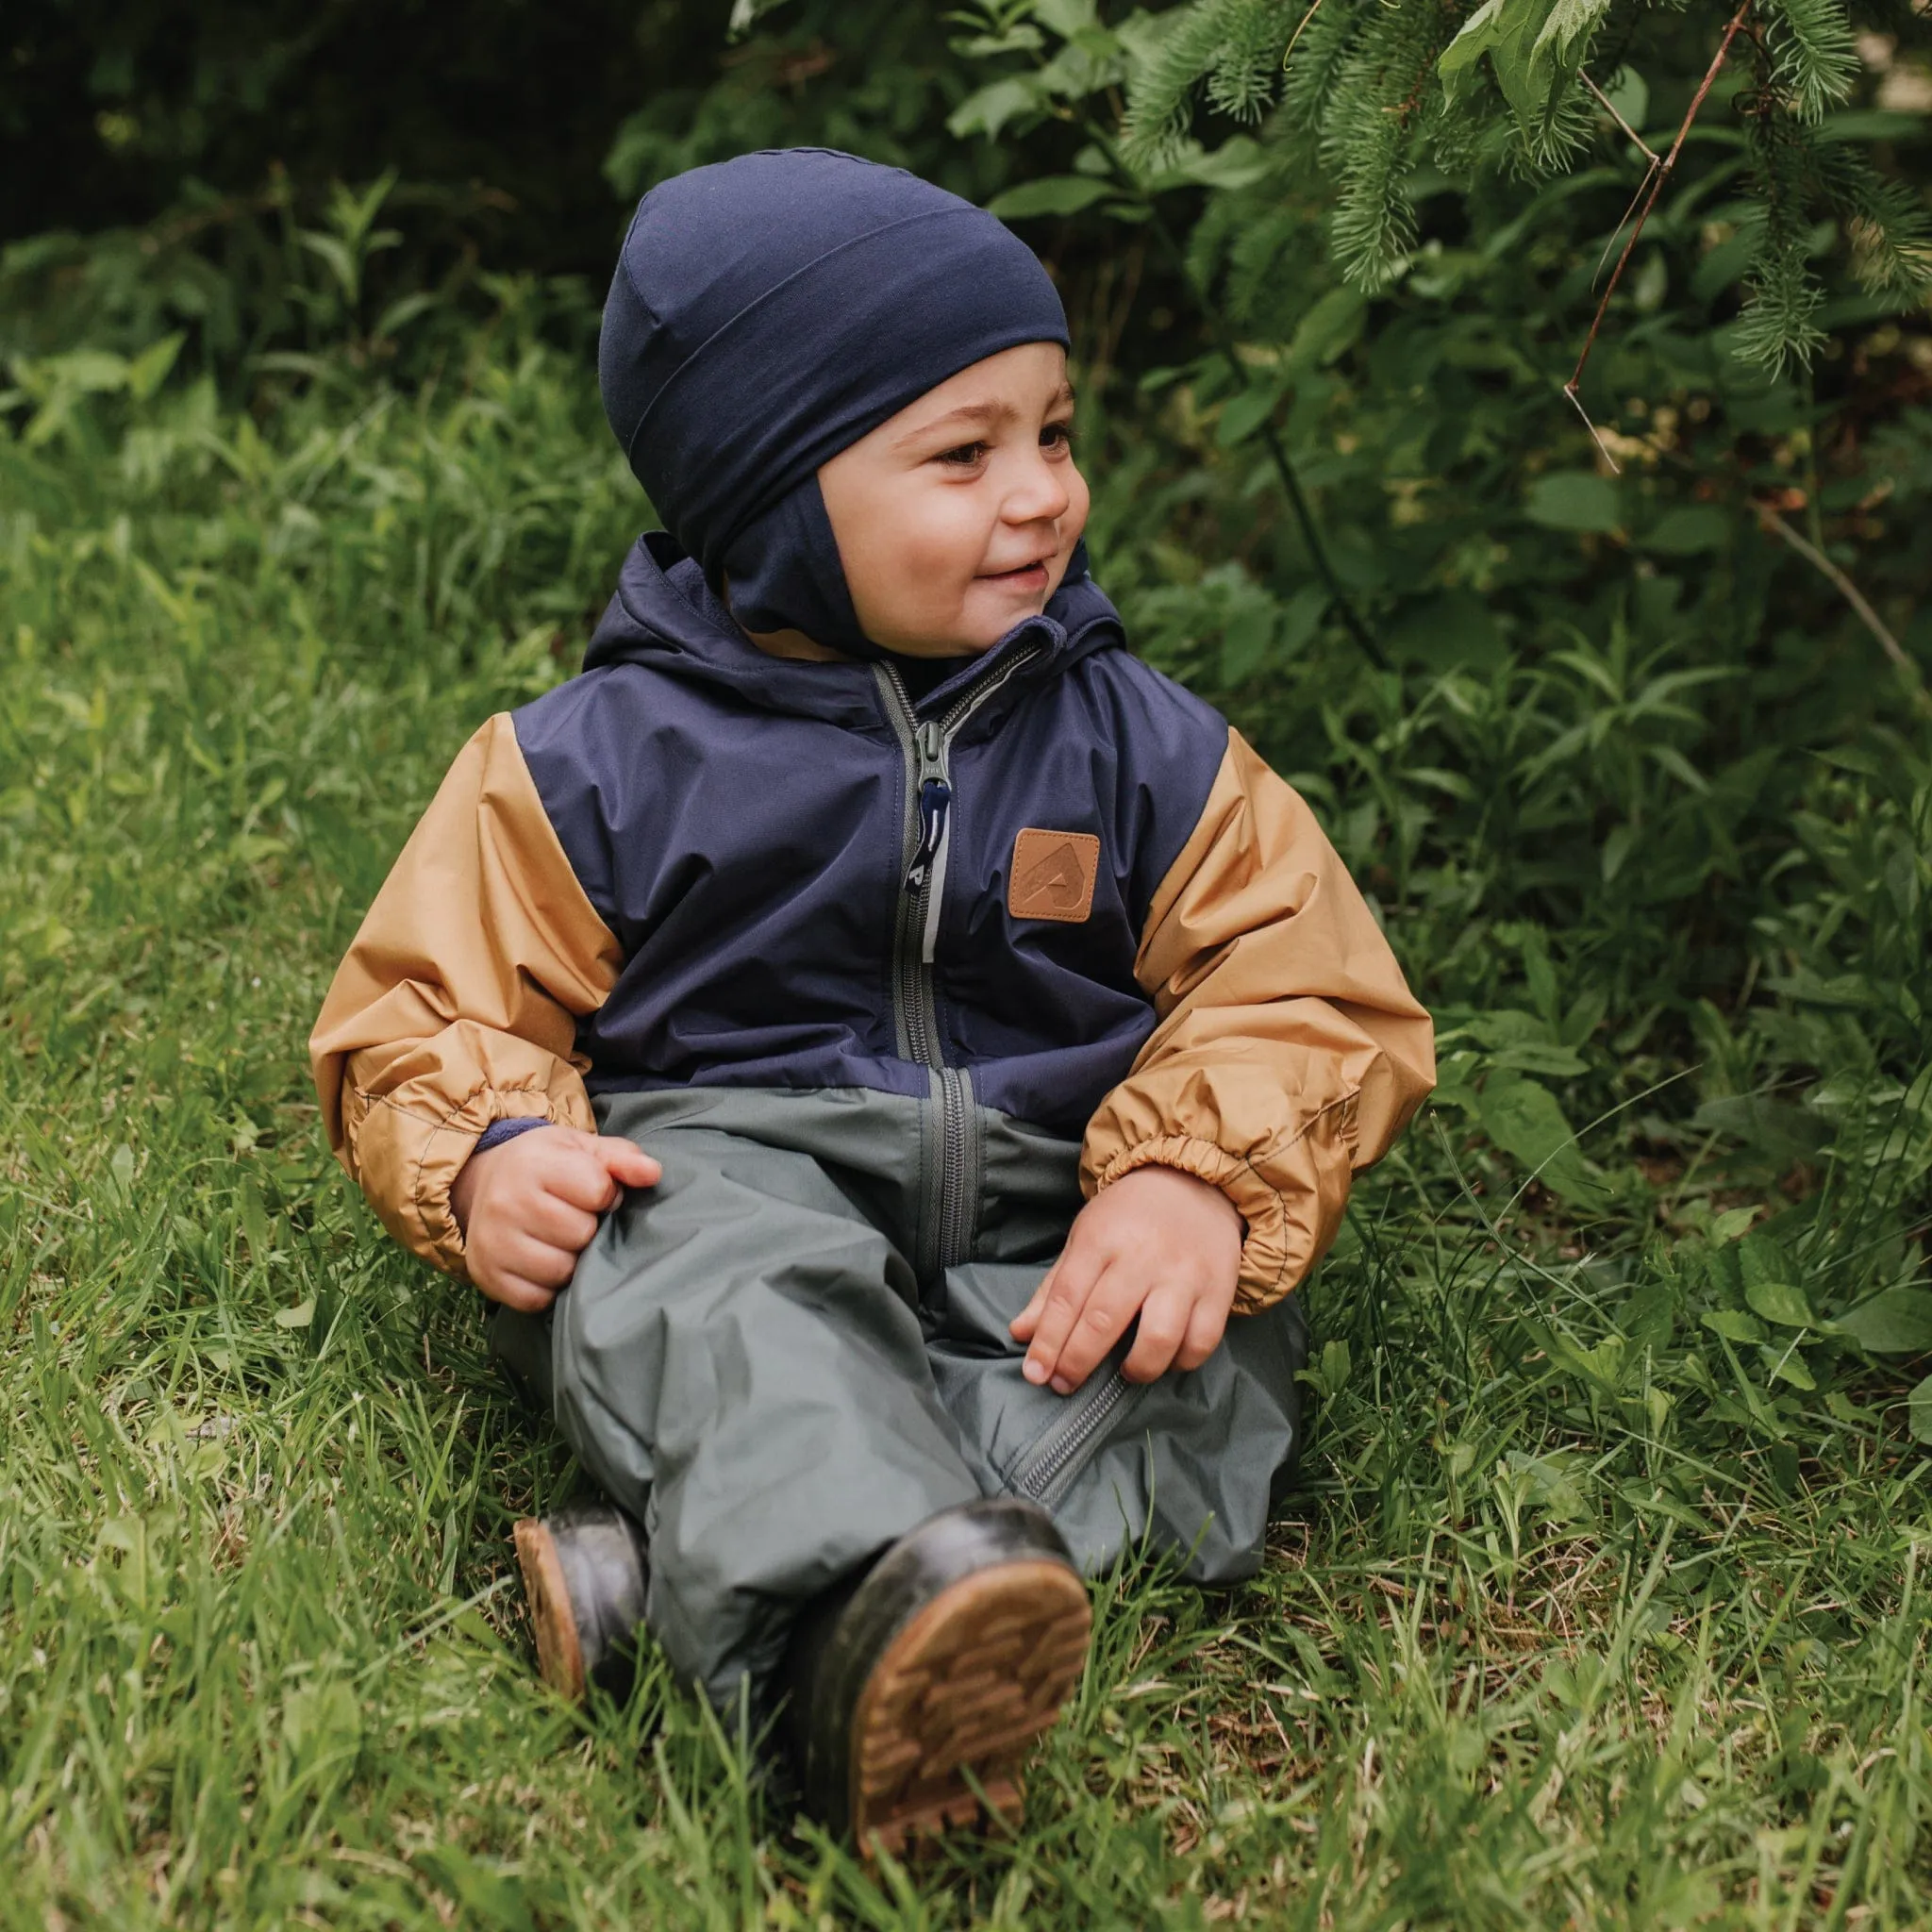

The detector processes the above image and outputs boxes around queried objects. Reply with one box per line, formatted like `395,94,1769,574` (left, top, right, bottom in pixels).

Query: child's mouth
980,559,1051,591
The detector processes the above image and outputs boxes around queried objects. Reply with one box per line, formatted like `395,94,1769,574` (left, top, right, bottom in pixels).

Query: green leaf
1739,1235,1812,1327
1441,0,1607,130
1276,584,1329,657
1600,64,1649,134
125,332,186,402
1504,1448,1589,1521
43,349,133,394
1032,0,1099,35
1219,602,1274,682
1703,1308,1768,1345
1384,590,1507,674
1834,1288,1932,1355
1284,287,1368,374
1641,506,1731,555
1170,136,1273,192
1912,1374,1932,1446
1744,1274,1817,1329
273,1298,317,1329
1710,1206,1759,1243
1759,1342,1816,1391
1464,1009,1555,1048
1217,382,1282,448
947,77,1045,141
986,175,1116,220
1474,1074,1601,1203
1524,472,1622,533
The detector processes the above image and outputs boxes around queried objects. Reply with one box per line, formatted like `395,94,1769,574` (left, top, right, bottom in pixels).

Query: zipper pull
904,776,952,893
915,718,944,775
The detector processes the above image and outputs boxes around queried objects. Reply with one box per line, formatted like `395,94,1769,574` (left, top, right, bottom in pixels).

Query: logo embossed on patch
1008,828,1101,924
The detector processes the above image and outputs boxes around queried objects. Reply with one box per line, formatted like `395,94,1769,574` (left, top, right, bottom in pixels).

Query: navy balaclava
598,147,1072,656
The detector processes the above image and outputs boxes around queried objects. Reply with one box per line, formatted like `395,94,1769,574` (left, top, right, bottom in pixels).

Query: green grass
4,328,1932,1928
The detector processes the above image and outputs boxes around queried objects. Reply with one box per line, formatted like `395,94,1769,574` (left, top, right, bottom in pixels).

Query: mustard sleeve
1081,729,1436,1312
308,713,623,1278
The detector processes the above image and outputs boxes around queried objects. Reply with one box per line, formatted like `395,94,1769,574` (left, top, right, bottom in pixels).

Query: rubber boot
512,1504,650,1701
780,1497,1091,1855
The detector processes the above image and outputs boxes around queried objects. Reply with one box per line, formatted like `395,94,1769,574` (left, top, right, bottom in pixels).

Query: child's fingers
1008,1258,1060,1341
538,1143,631,1213
1043,1268,1144,1393
480,1272,560,1314
495,1230,580,1291
1174,1296,1231,1373
1122,1284,1194,1384
591,1136,662,1190
1020,1247,1106,1387
522,1189,601,1253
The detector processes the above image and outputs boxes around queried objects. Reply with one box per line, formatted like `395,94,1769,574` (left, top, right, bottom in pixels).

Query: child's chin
968,588,1051,642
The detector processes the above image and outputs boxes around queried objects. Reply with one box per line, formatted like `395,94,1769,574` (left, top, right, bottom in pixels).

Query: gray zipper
1012,1366,1136,1508
874,648,1038,1279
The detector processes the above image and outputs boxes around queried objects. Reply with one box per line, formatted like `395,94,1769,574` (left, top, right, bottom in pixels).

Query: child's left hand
1010,1165,1242,1396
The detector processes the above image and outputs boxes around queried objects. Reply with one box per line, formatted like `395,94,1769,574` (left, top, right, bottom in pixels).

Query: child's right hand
450,1127,661,1311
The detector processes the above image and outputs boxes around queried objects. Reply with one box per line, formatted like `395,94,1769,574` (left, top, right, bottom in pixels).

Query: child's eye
937,441,989,466
1041,422,1074,449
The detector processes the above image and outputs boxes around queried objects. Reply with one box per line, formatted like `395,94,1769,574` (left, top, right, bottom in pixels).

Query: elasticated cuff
1089,1132,1294,1314
341,1081,592,1281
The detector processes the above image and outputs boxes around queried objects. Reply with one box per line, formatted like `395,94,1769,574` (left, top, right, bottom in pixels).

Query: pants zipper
1011,1366,1136,1508
876,651,1036,1279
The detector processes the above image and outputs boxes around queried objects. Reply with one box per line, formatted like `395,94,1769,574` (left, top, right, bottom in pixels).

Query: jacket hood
581,531,1127,725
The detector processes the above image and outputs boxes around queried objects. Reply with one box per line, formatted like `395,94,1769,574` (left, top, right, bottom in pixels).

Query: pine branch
1083,114,1390,670
1757,0,1859,122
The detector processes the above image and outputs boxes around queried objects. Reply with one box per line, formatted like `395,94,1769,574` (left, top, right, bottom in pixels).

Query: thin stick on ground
1564,2,1756,435
1753,503,1932,715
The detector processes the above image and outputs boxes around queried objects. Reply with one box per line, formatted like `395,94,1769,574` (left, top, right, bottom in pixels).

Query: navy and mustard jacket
310,537,1436,1311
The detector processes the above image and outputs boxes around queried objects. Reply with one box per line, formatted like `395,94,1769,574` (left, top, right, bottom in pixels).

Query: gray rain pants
491,1087,1307,1713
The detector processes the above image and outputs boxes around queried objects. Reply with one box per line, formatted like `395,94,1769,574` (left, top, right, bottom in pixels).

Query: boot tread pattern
848,1557,1091,1856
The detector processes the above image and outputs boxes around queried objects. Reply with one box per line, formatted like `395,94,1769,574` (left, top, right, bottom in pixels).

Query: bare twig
1562,383,1624,474
1579,67,1659,166
1564,2,1755,433
1580,68,1662,289
1752,503,1932,713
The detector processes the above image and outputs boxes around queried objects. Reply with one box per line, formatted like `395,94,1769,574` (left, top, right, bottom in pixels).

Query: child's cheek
903,487,997,603
1060,461,1091,554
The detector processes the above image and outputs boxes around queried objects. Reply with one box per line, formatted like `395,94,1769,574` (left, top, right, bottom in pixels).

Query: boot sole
513,1517,586,1702
847,1557,1091,1857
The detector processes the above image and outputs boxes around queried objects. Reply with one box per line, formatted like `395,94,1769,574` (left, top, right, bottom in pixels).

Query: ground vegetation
3,1,1931,1923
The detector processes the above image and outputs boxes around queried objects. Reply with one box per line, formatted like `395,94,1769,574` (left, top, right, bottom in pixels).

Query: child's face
817,342,1089,657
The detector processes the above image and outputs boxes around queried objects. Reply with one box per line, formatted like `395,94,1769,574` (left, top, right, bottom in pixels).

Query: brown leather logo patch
1009,828,1100,924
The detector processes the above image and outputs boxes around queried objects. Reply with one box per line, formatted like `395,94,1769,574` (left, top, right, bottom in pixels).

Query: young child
310,148,1434,1849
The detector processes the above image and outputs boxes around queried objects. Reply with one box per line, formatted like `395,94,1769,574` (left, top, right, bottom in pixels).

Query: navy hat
598,147,1071,652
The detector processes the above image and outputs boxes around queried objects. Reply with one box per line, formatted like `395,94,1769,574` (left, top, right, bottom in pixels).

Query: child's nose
1001,447,1073,525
